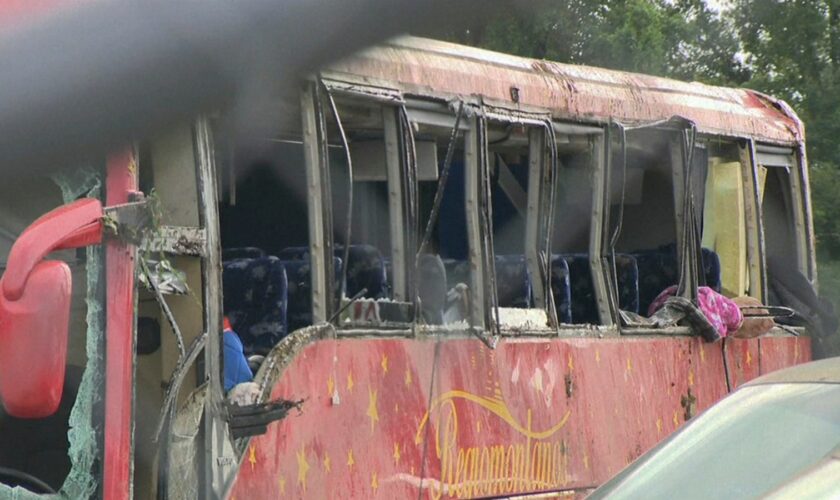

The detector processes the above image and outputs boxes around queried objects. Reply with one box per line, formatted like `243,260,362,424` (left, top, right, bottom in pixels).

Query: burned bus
0,37,820,499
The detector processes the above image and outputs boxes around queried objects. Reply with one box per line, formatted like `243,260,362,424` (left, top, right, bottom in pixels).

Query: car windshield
590,383,840,500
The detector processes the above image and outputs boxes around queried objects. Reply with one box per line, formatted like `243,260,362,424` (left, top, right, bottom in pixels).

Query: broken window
0,167,104,498
611,127,695,318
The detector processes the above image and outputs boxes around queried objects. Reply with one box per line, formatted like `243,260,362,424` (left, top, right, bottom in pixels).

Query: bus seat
616,254,641,315
556,254,639,324
634,247,680,316
280,245,388,299
341,245,388,299
417,254,447,324
702,248,722,292
222,247,265,260
222,256,288,355
277,246,309,261
632,244,722,316
495,255,532,308
282,257,343,332
550,256,573,324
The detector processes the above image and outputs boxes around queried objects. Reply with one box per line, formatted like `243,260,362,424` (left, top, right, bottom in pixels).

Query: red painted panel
758,336,811,375
228,334,810,499
722,338,761,390
103,149,137,500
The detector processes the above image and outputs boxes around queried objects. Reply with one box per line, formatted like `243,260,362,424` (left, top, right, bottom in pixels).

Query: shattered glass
0,168,104,499
167,385,206,500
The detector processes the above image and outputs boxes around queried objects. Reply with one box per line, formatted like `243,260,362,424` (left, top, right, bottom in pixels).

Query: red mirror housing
0,261,71,417
0,198,103,418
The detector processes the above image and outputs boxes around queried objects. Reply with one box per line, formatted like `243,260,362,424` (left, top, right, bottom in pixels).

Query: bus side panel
228,335,809,499
758,336,811,375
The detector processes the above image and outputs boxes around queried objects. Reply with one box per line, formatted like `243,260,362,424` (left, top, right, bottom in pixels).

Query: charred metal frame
740,141,768,302
525,128,546,310
592,131,617,325
755,143,813,282
791,147,814,282
671,128,700,301
796,143,818,285
301,83,331,324
383,108,409,300
194,117,235,499
464,115,486,329
296,72,809,337
143,226,207,257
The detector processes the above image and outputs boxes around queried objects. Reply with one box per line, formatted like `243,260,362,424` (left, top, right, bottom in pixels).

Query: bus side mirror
0,198,103,418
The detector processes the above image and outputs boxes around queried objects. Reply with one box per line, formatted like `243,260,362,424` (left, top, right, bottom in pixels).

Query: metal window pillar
301,84,331,322
590,133,615,326
383,108,408,301
740,140,767,302
195,117,228,500
464,117,486,329
525,128,546,308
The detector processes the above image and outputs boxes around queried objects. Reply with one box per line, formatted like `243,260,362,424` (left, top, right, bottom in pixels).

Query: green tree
439,0,746,85
733,0,840,259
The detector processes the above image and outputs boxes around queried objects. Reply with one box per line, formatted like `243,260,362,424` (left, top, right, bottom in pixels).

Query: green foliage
811,164,840,259
735,0,840,166
731,0,840,264
439,0,747,85
433,0,840,279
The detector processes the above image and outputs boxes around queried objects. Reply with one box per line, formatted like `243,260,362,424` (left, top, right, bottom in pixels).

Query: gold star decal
347,371,355,392
327,375,335,397
296,447,310,492
393,442,401,464
323,453,331,473
347,449,355,467
371,471,379,491
531,370,544,394
404,368,412,386
381,353,389,374
367,388,380,432
248,444,257,470
278,476,286,495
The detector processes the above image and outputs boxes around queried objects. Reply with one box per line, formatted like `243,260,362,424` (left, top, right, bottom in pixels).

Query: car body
589,356,840,499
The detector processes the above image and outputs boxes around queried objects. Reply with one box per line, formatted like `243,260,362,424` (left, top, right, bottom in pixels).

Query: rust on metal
229,334,810,498
327,37,803,145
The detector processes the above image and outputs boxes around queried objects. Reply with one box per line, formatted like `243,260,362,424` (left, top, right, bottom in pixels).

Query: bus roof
327,36,803,146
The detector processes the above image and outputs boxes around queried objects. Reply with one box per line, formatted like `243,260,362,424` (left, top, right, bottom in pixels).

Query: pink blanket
649,285,743,337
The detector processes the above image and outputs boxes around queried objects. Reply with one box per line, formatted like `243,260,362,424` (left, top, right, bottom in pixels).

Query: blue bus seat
222,256,288,355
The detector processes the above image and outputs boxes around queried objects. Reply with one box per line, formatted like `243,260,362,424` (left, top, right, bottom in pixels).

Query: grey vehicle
588,357,840,500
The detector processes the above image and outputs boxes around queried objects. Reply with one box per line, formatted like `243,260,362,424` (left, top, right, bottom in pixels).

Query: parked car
589,357,840,499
